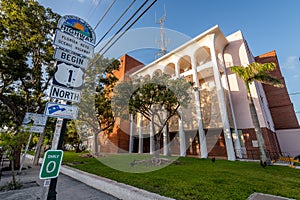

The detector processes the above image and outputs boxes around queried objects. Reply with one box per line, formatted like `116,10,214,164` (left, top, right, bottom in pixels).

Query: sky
37,0,300,122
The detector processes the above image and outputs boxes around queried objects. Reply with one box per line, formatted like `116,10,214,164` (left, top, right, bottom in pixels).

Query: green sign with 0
39,150,63,179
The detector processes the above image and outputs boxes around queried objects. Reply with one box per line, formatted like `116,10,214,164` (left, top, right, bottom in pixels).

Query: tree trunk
154,134,161,159
11,158,16,188
13,148,21,170
165,123,171,157
248,94,271,164
33,131,46,165
93,133,99,157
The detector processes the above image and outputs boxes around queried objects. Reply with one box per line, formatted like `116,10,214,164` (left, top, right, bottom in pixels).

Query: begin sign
54,48,90,69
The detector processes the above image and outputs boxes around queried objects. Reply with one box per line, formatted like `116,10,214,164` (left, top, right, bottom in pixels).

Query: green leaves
230,62,284,93
77,54,120,136
0,0,60,127
112,73,193,135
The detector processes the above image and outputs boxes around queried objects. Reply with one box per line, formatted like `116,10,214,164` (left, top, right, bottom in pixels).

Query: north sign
45,102,78,120
50,85,81,103
54,30,94,58
39,150,63,179
54,48,90,69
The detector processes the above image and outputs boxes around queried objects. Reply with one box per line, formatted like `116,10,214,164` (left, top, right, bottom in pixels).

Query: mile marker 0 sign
39,150,63,179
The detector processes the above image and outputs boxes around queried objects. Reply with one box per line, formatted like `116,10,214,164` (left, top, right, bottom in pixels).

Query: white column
138,113,143,153
129,114,134,153
191,56,208,158
220,54,243,158
175,60,186,157
209,34,236,161
178,109,186,157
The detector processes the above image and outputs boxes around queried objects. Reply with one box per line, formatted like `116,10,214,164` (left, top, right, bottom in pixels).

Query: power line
101,0,158,56
96,0,137,46
95,0,150,49
289,92,300,95
88,0,157,69
96,0,155,55
86,0,103,22
93,0,117,30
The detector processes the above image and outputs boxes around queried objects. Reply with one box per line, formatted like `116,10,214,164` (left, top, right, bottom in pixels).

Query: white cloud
292,74,300,79
77,0,99,5
282,56,300,69
91,0,100,6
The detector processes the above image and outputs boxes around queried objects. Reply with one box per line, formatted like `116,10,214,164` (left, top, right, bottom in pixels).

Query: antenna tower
156,5,167,58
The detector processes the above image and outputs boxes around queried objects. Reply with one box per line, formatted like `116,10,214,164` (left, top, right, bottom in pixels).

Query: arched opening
194,46,211,67
153,69,162,77
144,74,150,81
178,55,192,74
164,63,176,77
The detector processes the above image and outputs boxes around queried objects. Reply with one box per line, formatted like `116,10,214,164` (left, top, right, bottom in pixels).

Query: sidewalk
0,156,118,200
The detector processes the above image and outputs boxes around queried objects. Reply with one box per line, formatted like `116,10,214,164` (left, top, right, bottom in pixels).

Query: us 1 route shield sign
52,61,85,90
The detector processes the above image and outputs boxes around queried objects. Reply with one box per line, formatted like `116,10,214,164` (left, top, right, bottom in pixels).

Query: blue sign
45,102,78,119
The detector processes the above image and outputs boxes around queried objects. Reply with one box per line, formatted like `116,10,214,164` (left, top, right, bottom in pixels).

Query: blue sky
38,0,300,122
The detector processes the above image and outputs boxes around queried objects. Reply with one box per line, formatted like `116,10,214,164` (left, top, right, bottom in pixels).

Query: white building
101,25,299,160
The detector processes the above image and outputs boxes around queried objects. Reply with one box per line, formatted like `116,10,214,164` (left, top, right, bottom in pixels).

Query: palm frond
230,66,248,81
254,74,284,88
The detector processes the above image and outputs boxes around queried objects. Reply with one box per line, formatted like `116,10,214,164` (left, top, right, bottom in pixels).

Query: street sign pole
18,133,33,174
43,14,95,200
47,117,68,200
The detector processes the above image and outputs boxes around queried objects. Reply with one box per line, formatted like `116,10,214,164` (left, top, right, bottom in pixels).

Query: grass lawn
62,151,300,200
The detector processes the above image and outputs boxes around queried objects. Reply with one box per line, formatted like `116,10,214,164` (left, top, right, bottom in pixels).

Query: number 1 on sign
68,70,73,82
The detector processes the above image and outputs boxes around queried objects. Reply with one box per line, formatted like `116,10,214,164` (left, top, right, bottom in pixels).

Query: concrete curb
60,165,174,200
26,154,174,200
248,192,295,200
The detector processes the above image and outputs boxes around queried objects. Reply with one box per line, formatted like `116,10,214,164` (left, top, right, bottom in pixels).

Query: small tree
64,120,85,153
77,54,120,157
230,62,283,164
0,129,29,188
112,73,193,160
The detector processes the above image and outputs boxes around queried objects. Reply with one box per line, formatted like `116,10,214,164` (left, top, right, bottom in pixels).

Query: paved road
0,159,118,200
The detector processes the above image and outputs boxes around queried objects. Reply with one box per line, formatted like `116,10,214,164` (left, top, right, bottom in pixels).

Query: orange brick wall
255,50,299,129
100,54,144,153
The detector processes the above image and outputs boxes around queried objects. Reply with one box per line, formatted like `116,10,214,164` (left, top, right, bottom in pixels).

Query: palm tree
230,62,283,164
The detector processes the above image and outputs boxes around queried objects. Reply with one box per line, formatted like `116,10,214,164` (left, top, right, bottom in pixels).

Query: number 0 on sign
39,150,64,179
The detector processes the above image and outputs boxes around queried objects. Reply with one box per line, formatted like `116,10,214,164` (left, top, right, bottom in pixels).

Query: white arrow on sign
53,61,85,89
54,48,90,69
44,102,78,120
